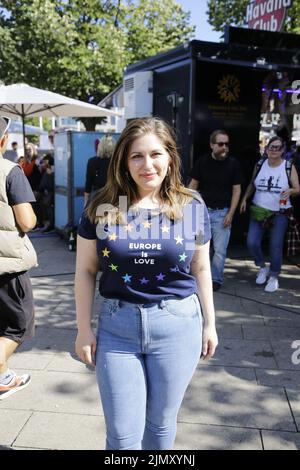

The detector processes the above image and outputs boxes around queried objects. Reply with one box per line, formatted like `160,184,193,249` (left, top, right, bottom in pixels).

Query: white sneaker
264,276,279,293
0,373,31,400
256,267,269,285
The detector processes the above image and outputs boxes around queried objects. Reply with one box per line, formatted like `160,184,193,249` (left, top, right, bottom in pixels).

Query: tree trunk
80,117,107,131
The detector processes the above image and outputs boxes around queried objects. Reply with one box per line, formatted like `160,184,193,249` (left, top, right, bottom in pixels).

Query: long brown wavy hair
86,117,198,224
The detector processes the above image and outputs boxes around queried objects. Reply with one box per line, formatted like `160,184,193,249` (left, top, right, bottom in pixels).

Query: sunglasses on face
214,142,229,147
268,145,283,151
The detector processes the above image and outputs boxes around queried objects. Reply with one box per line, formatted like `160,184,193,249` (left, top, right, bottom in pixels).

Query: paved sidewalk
0,235,299,450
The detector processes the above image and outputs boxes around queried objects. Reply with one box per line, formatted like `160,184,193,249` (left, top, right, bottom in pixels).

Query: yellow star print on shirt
102,247,110,257
109,232,118,241
109,263,118,271
142,221,152,229
161,225,170,233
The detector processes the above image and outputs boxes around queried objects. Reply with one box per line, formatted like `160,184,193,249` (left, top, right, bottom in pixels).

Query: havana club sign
246,0,293,31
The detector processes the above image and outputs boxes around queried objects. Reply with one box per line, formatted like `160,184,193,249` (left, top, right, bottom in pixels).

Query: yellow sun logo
218,75,240,104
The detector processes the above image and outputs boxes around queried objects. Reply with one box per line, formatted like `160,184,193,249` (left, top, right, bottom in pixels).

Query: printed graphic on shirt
256,174,284,194
78,199,211,302
96,203,205,289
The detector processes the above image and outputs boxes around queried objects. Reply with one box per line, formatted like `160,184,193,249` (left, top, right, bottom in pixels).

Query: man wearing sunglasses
189,130,242,291
0,115,37,400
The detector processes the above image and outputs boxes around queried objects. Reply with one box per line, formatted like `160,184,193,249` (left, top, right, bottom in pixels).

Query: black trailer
124,27,300,241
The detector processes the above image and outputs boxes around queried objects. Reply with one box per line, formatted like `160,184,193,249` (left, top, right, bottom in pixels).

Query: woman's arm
281,165,300,199
191,241,218,360
75,235,99,365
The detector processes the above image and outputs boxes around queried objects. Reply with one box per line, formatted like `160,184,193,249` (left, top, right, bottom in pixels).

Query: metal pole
21,104,26,155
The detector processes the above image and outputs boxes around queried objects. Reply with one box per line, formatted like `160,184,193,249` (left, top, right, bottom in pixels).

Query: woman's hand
240,198,247,213
75,328,97,365
280,188,294,199
201,325,218,360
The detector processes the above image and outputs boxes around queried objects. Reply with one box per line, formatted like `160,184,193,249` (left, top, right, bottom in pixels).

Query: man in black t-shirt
189,130,242,291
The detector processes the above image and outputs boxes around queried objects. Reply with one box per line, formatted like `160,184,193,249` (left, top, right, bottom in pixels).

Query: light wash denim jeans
208,208,231,285
95,294,202,450
247,213,289,276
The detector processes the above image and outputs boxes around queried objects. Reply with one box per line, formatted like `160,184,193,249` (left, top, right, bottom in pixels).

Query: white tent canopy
0,83,119,149
0,83,118,118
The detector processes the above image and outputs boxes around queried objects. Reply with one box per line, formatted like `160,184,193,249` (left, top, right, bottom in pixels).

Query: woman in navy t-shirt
75,117,218,450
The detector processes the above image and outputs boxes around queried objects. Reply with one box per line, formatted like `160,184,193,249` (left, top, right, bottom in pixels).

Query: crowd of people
6,140,55,233
189,131,300,293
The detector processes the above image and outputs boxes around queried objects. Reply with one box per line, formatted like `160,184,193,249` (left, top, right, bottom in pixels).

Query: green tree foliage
0,0,195,109
124,0,194,61
207,0,300,34
25,117,53,133
285,1,300,33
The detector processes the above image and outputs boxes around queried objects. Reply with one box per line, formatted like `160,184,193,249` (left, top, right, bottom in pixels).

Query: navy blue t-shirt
6,165,35,205
78,197,211,303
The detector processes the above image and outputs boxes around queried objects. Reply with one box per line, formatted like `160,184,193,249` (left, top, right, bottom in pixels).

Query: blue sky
176,0,221,42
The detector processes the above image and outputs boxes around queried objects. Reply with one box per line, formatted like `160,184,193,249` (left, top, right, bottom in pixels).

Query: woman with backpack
240,136,300,292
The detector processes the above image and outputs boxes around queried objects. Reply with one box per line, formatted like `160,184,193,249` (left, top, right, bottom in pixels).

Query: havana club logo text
246,0,293,31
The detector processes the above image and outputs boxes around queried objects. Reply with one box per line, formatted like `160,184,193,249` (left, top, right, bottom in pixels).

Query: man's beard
213,152,228,161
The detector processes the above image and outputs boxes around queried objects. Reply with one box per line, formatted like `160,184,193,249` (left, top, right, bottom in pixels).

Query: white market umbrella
0,83,119,149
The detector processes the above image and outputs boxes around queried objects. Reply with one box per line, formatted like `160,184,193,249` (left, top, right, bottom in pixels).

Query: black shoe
213,282,221,292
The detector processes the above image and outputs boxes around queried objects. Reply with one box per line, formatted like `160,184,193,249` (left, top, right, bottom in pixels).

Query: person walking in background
0,116,37,400
20,145,42,229
22,145,41,191
11,141,20,162
84,133,116,206
38,155,55,233
75,118,218,450
188,130,242,291
240,136,300,292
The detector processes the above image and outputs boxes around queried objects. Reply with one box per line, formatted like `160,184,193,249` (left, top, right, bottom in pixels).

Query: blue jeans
247,213,289,276
208,208,231,285
95,294,202,450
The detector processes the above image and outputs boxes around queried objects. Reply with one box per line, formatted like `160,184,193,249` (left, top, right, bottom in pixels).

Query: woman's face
267,139,284,161
25,147,33,158
127,133,170,199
